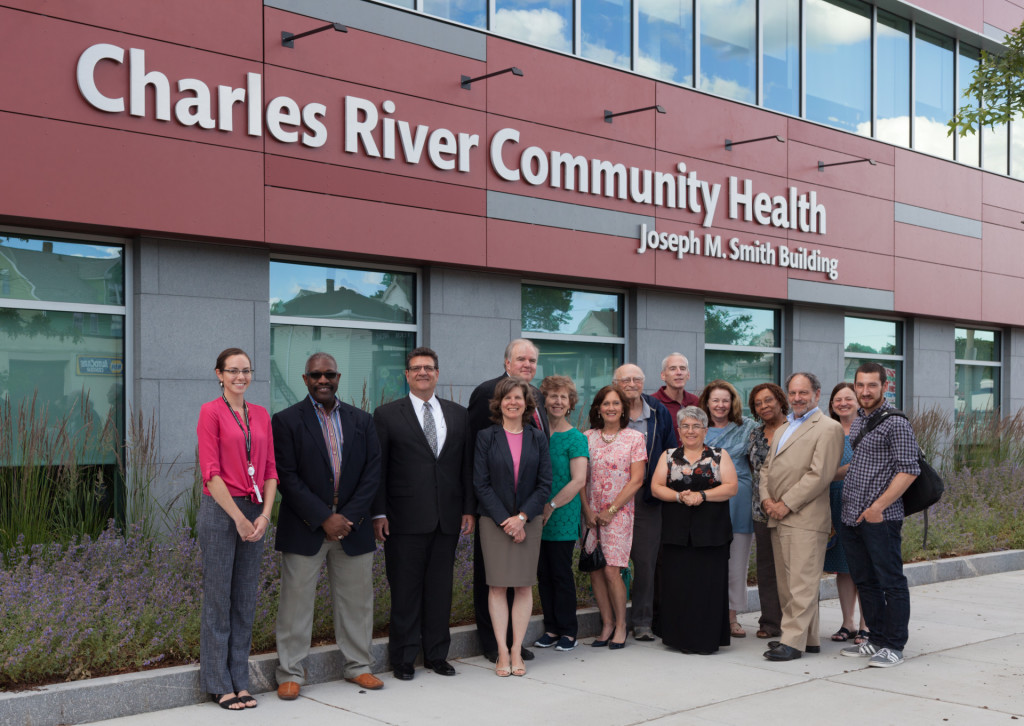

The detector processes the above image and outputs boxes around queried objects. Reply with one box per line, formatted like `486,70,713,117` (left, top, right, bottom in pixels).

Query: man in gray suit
760,372,844,661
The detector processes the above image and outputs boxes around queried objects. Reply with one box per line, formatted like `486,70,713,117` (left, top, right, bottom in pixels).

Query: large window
493,0,572,52
269,261,418,412
699,0,755,103
704,303,781,402
762,0,799,115
805,0,871,136
844,316,903,407
955,327,1000,422
521,283,624,419
425,0,486,27
876,11,910,147
0,234,125,464
915,27,955,159
958,45,981,166
638,0,693,84
581,0,631,68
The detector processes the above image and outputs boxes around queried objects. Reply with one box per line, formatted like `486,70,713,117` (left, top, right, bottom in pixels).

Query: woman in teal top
533,375,589,652
700,380,756,639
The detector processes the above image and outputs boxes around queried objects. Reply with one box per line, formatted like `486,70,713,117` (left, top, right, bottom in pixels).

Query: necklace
503,425,524,434
601,429,618,443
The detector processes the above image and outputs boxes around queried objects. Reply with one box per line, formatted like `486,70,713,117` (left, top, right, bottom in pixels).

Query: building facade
2,0,1023,497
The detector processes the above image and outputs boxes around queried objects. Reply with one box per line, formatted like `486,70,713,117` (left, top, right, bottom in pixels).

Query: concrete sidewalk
89,570,1024,726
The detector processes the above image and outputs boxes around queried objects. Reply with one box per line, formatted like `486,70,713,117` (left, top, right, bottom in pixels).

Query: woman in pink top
473,377,552,678
196,348,278,710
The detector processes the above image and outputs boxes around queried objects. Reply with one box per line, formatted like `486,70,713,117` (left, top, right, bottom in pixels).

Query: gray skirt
478,515,544,587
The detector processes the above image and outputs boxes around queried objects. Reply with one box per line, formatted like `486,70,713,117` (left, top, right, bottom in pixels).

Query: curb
3,549,1022,725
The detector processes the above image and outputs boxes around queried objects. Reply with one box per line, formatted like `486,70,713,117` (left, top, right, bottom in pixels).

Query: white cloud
582,40,631,69
805,0,871,50
493,8,570,51
700,73,754,103
636,51,681,82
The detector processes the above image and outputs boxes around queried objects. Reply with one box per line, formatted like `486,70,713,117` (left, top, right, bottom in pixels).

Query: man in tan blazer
760,372,844,661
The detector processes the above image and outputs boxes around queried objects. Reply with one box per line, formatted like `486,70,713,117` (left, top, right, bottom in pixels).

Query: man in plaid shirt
839,362,920,668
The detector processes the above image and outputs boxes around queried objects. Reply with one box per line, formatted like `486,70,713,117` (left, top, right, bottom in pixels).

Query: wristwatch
517,513,527,522
549,499,558,509
699,491,707,503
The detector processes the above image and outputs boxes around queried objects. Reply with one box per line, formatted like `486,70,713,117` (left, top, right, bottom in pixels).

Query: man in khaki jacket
759,372,844,661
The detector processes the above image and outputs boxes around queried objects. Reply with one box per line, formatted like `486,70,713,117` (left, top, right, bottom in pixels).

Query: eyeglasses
305,370,339,380
678,424,705,431
407,365,437,373
221,368,254,376
615,377,645,384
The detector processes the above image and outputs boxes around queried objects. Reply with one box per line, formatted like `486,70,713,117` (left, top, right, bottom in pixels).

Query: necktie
423,400,438,457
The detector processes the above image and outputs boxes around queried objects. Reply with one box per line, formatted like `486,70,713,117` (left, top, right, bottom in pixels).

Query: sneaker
534,633,559,648
868,648,904,668
555,636,578,651
633,627,655,642
840,640,878,658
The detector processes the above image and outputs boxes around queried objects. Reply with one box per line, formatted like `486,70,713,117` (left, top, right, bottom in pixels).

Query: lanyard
222,396,262,503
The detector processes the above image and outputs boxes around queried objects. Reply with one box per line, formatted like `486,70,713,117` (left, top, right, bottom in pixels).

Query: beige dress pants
770,525,827,650
275,539,374,684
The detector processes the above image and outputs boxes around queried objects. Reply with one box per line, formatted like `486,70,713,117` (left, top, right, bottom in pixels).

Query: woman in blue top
699,380,755,639
533,375,589,653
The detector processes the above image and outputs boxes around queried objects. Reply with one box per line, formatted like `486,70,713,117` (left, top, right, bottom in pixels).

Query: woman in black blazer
474,376,552,678
650,405,738,655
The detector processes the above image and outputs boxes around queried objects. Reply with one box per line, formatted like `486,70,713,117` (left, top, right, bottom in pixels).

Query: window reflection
425,0,487,27
581,0,631,68
638,0,693,84
269,261,415,324
955,328,999,361
762,0,799,115
806,0,871,136
521,284,623,336
535,340,622,420
958,46,981,166
1011,113,1024,179
705,304,779,347
914,28,954,159
0,236,124,306
876,12,909,147
983,120,1008,174
700,0,755,103
493,0,572,52
844,316,901,355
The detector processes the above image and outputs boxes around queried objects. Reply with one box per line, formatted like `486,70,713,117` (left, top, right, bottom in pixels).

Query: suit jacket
467,373,548,439
372,395,475,535
272,398,382,557
759,409,844,534
473,424,552,522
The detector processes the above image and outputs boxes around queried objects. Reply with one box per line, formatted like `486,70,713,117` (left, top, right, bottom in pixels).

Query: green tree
948,24,1024,137
522,285,573,332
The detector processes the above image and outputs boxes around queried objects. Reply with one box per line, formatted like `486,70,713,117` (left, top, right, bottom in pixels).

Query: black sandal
831,627,853,641
236,694,257,708
212,694,245,710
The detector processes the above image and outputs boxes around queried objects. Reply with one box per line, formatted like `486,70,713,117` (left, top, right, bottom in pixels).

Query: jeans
840,520,909,651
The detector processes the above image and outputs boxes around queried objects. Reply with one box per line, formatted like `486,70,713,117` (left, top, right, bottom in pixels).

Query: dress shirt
310,394,344,492
775,406,817,451
409,393,447,452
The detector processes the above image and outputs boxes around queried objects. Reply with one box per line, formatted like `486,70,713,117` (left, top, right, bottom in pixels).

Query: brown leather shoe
277,681,300,700
345,673,384,690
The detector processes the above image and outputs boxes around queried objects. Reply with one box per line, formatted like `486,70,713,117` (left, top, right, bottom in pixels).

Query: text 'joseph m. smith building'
1,0,1023,492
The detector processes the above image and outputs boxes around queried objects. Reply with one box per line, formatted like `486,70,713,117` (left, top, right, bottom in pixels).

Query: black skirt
659,542,731,654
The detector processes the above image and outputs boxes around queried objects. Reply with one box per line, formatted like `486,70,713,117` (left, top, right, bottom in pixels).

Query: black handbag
851,409,944,516
578,527,606,572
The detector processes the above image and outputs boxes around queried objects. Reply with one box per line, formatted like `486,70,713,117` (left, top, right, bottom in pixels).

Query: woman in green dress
533,375,589,652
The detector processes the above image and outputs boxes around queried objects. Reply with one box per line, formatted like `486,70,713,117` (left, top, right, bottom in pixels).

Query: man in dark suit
467,338,548,662
372,347,476,680
273,353,383,700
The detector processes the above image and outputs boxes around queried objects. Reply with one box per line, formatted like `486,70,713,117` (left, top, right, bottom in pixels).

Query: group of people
194,341,921,709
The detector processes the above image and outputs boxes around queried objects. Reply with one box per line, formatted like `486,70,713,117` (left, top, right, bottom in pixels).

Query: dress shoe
423,659,457,676
609,640,626,650
484,651,499,663
345,673,384,689
764,643,803,661
392,663,415,680
767,640,820,653
277,681,300,700
520,647,535,661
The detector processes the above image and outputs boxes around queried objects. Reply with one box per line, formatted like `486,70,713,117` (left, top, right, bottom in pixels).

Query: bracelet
675,492,682,504
608,504,618,515
258,514,271,523
699,491,707,503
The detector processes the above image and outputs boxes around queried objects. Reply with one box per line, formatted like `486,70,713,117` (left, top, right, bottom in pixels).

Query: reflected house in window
272,277,413,323
0,244,122,307
573,308,618,337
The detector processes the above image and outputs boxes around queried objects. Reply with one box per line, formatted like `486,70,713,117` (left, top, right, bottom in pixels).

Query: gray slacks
276,540,374,684
197,494,264,695
628,494,662,630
